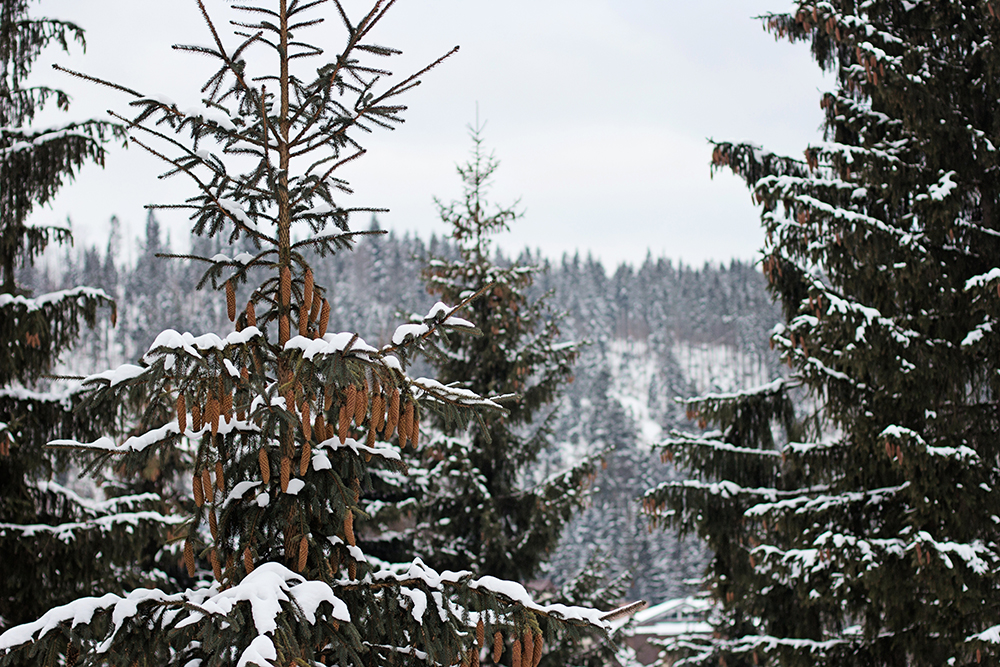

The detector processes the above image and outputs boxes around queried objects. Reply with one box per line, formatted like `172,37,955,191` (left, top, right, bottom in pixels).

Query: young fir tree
0,3,615,666
399,127,623,667
0,1,180,631
411,125,596,582
644,3,1000,666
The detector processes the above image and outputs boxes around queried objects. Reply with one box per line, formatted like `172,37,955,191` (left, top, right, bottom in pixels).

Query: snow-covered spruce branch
657,433,783,459
0,511,185,541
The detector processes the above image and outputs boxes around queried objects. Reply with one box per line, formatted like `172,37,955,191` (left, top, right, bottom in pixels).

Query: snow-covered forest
7,1,1000,667
17,216,782,604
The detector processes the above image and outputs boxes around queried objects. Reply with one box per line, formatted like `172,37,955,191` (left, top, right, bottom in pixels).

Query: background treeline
19,212,783,603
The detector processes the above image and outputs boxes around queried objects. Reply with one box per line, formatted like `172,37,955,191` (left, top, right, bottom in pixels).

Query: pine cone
299,304,309,337
533,633,543,667
279,314,290,345
310,290,322,323
184,539,195,577
476,620,485,648
354,381,368,426
314,412,326,442
259,447,270,484
192,404,203,431
222,389,233,423
521,631,533,667
206,397,220,436
243,546,254,574
226,280,236,321
202,469,214,504
345,384,358,418
371,393,385,432
280,456,291,493
280,266,291,305
319,299,330,336
216,461,225,491
298,535,309,572
512,639,522,667
344,510,355,546
208,508,218,539
301,401,312,441
401,401,414,447
191,473,205,507
193,472,204,507
211,548,223,582
338,404,350,444
493,632,503,663
386,387,400,438
176,394,187,432
300,440,312,475
246,300,256,327
303,267,314,312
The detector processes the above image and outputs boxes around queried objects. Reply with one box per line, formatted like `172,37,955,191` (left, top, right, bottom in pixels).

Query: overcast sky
30,0,830,268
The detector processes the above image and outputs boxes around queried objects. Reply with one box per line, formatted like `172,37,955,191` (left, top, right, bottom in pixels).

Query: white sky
29,0,830,268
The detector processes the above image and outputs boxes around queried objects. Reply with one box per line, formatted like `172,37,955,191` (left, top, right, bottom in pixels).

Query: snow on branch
283,331,379,360
410,377,505,410
659,433,782,458
960,318,992,348
795,194,926,250
0,510,185,542
49,417,261,453
820,287,921,347
964,267,1000,292
144,327,264,362
646,479,783,502
29,481,161,515
0,384,80,406
880,425,979,461
316,435,402,464
469,576,609,627
83,364,147,388
0,286,111,313
0,563,347,665
675,378,785,405
727,632,850,655
910,531,994,574
745,483,908,518
392,300,477,345
366,559,609,629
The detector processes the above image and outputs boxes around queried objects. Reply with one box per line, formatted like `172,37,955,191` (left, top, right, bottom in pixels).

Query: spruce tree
0,1,178,631
645,3,1000,666
410,124,596,583
396,127,621,666
0,3,614,666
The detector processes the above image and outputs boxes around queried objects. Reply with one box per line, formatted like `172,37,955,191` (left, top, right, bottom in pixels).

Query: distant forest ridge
18,214,781,366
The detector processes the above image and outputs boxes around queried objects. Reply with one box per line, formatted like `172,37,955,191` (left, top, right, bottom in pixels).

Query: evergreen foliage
392,128,621,666
645,2,1000,665
410,125,597,582
0,3,613,665
0,1,175,632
